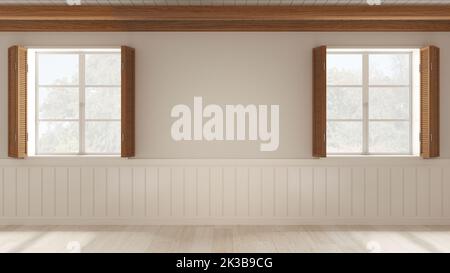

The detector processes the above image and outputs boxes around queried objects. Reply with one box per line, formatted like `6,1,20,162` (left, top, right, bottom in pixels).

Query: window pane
85,121,120,153
327,87,362,119
85,87,121,119
369,87,409,119
38,54,78,85
369,54,410,85
38,121,79,154
85,54,121,85
327,54,362,85
39,87,79,119
369,121,410,154
327,121,362,153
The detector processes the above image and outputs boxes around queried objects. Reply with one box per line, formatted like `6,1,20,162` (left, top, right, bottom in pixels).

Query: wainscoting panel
0,158,449,225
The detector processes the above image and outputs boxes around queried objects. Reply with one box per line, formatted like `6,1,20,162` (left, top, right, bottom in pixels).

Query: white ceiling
0,0,449,6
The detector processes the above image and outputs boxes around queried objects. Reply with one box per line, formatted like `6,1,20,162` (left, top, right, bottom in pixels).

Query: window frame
34,50,121,156
326,49,415,156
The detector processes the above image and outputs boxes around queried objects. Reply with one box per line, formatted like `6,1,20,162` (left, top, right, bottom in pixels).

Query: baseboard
1,217,450,226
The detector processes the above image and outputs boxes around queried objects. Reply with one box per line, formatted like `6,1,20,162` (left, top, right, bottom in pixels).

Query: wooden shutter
8,46,27,159
121,46,135,157
420,46,440,159
313,46,327,158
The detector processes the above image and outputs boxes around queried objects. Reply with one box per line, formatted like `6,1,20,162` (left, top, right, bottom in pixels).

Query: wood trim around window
0,5,450,31
313,46,327,158
121,46,135,158
420,45,440,159
8,45,27,159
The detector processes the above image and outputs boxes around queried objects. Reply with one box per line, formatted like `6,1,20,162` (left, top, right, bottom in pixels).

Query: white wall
1,32,450,158
0,32,449,225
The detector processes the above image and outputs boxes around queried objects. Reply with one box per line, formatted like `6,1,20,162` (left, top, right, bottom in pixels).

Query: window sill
27,155,121,159
327,155,420,158
0,157,445,168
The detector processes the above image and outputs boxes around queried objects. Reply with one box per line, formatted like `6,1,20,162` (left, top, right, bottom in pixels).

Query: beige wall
1,32,450,225
0,32,448,159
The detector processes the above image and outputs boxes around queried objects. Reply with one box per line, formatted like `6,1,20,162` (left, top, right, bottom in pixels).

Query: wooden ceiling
1,0,450,6
0,1,449,31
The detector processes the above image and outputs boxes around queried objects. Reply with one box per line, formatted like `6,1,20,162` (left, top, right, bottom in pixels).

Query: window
28,48,121,155
326,48,420,156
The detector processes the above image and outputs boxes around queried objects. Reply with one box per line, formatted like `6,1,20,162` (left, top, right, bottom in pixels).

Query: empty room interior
1,0,450,255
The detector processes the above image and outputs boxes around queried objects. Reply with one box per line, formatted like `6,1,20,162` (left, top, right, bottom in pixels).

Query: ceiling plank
0,5,450,31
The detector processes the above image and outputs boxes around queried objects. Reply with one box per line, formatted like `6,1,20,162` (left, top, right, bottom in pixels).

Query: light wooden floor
1,225,450,253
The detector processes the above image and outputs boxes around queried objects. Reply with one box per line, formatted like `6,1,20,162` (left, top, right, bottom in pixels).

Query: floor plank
0,225,449,253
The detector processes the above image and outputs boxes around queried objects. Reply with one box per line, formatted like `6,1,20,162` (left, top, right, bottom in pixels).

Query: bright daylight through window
27,48,121,156
326,48,420,156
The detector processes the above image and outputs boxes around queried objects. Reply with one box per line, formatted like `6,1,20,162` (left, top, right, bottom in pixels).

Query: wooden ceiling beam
0,5,449,31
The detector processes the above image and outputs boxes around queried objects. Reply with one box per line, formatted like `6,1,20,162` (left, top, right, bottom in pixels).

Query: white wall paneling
0,158,449,225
